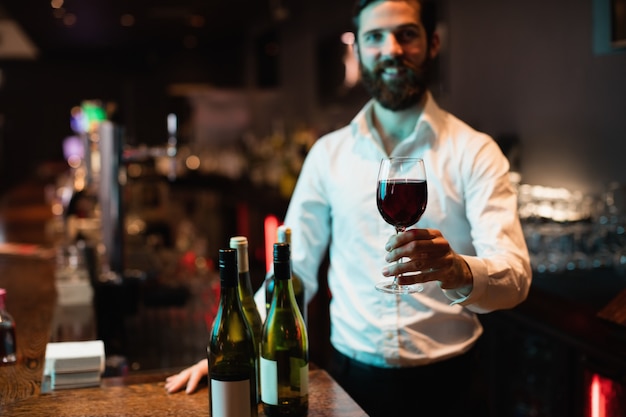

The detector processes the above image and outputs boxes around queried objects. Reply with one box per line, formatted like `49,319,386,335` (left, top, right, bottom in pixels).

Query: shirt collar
350,91,444,147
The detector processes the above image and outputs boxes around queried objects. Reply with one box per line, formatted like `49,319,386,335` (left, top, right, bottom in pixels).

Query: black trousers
327,345,489,417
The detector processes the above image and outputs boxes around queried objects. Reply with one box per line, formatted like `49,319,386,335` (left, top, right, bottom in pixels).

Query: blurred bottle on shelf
0,288,17,366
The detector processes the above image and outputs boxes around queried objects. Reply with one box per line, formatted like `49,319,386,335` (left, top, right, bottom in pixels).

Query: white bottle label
300,362,309,395
260,356,309,405
210,378,252,417
260,357,278,405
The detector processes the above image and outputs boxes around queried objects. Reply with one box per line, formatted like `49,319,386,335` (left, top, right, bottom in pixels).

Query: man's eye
395,29,420,43
363,33,383,43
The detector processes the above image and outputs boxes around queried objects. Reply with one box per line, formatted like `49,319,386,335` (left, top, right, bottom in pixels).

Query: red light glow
591,374,606,417
264,215,281,273
589,372,624,417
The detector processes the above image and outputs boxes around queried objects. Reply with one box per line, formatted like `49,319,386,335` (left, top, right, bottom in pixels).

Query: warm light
185,155,201,170
126,217,146,236
127,163,143,178
74,176,85,192
51,202,64,216
341,32,355,45
264,215,281,273
50,0,64,9
67,155,81,169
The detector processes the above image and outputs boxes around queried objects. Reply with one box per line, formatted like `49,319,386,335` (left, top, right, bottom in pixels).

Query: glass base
375,279,424,294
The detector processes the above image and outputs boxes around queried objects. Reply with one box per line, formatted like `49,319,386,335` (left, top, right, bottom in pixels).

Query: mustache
374,57,420,74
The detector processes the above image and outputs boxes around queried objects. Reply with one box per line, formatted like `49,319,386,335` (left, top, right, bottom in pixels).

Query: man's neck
371,94,427,155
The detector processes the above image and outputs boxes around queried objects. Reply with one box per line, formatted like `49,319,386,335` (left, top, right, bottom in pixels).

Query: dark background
1,0,625,196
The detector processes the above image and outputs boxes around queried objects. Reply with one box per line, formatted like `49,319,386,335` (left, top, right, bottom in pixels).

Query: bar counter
0,184,366,416
2,367,366,416
0,252,366,416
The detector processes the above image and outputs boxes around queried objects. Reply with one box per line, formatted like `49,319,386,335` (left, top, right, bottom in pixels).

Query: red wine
377,179,427,229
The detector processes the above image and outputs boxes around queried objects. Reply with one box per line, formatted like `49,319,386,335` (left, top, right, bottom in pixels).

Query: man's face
355,0,438,110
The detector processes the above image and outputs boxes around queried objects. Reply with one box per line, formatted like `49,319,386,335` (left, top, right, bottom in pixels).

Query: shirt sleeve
257,141,332,309
446,137,532,313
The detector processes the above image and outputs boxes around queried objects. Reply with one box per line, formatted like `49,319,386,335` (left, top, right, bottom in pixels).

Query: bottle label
210,378,253,417
299,361,309,396
260,356,308,405
260,357,278,405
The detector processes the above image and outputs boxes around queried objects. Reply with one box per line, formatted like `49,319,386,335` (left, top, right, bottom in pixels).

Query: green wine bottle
260,243,309,417
208,249,258,417
230,236,263,401
264,226,307,324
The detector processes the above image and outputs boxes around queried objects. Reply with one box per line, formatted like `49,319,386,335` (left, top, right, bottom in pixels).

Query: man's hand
382,228,473,290
165,359,209,394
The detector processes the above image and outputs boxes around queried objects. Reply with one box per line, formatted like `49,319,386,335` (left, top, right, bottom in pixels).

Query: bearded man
166,1,531,416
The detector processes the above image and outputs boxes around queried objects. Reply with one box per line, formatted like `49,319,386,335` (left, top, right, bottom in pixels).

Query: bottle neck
237,251,249,275
273,262,298,307
220,284,243,310
274,260,291,281
238,271,255,295
274,277,296,304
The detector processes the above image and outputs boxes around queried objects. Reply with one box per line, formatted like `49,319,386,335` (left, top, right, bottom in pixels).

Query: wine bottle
264,226,306,324
260,243,309,417
208,249,258,417
230,236,263,401
230,236,263,347
0,288,17,366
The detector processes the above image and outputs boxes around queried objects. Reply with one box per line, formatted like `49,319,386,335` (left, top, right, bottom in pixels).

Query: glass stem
394,227,404,289
394,227,424,293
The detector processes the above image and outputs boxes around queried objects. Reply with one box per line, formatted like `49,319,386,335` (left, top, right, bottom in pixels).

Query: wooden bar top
1,367,367,416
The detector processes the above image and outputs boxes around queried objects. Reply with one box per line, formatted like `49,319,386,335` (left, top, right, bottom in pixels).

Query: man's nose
381,34,403,57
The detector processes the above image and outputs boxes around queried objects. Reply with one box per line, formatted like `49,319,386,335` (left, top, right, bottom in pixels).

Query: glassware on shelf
0,288,17,366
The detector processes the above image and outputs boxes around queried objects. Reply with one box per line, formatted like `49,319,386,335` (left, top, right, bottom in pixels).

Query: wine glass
375,157,428,294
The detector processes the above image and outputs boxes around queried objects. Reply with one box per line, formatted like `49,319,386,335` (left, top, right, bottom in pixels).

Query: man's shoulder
320,124,353,141
310,124,354,152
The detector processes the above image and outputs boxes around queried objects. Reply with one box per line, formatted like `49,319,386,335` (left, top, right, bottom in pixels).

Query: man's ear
429,32,441,59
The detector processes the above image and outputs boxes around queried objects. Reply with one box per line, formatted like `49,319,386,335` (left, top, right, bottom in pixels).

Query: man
166,1,531,415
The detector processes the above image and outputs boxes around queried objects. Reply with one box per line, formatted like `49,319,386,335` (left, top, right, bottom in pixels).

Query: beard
359,55,432,111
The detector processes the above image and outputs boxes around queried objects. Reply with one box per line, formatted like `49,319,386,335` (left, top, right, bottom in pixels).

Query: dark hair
352,0,438,44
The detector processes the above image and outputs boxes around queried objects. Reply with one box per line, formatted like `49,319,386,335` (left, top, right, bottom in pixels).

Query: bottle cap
218,249,238,286
229,236,249,273
229,236,248,248
273,242,290,262
277,225,291,244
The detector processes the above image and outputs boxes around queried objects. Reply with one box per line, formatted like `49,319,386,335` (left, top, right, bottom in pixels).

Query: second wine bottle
260,243,309,417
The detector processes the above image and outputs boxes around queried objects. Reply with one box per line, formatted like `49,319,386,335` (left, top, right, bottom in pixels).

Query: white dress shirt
258,92,532,368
